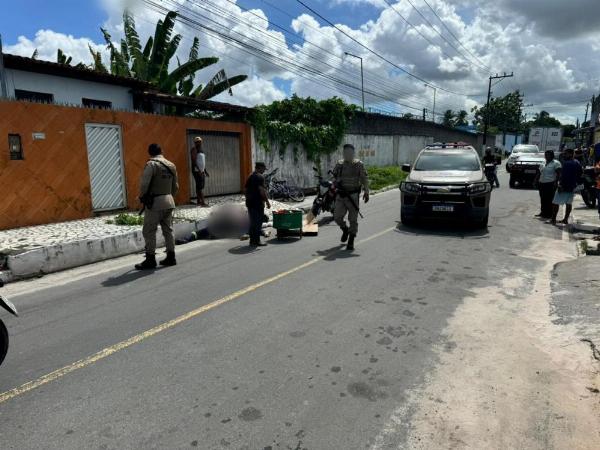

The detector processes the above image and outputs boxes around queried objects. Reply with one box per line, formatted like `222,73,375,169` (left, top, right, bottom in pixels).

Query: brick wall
0,100,252,230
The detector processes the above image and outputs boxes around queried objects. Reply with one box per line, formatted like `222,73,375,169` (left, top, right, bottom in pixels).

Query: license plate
432,205,454,212
525,169,537,174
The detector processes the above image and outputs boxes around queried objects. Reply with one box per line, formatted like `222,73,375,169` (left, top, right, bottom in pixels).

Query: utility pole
584,102,590,125
344,52,365,112
0,34,8,98
423,108,427,121
424,84,436,123
483,72,514,147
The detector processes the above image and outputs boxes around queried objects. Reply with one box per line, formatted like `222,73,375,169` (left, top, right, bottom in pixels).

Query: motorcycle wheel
0,319,8,367
581,190,597,208
288,187,305,202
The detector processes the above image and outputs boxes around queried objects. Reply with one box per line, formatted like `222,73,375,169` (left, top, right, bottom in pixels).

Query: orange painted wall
0,100,252,230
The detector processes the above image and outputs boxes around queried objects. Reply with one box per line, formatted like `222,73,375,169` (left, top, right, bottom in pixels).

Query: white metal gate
188,131,241,197
84,124,127,211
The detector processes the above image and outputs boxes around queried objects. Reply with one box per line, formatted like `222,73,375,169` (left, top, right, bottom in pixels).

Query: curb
4,218,208,281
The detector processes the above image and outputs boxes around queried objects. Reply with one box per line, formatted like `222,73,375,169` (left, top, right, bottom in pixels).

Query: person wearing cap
332,144,369,250
190,136,209,207
244,162,271,247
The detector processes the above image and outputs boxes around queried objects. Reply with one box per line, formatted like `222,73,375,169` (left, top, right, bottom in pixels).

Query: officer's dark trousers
247,205,264,244
538,182,556,218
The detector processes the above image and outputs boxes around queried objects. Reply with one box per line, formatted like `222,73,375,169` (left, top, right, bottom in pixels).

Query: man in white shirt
535,150,561,219
190,137,209,207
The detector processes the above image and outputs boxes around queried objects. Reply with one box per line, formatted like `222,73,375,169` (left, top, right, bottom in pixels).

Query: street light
424,84,436,123
344,52,365,112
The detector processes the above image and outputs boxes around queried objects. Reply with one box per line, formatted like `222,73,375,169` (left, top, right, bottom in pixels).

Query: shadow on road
395,221,490,239
102,269,157,287
228,245,261,255
314,245,360,261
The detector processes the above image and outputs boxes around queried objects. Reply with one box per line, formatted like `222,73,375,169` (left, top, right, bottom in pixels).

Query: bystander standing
550,148,583,225
535,150,561,219
245,162,271,247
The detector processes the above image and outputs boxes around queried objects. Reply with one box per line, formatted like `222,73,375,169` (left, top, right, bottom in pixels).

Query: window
82,98,112,109
414,152,481,171
14,89,54,103
8,134,23,160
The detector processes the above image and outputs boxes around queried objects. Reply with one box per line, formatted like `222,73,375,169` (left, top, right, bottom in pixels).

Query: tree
530,110,561,127
441,109,468,128
455,110,468,126
562,124,576,138
442,110,456,127
472,90,524,132
403,113,415,119
57,49,72,65
94,10,247,100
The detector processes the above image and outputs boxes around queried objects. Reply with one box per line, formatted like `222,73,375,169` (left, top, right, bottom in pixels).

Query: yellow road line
0,226,395,405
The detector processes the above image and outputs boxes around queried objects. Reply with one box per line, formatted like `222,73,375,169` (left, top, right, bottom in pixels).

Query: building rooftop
2,53,152,90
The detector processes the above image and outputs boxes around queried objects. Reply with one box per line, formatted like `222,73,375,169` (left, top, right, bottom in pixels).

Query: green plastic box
273,210,303,230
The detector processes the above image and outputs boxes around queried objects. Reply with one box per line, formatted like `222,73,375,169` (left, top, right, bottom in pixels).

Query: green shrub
108,213,144,226
367,166,408,191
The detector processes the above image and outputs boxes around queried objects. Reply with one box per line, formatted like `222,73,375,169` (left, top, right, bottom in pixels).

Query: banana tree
57,49,72,65
93,10,247,100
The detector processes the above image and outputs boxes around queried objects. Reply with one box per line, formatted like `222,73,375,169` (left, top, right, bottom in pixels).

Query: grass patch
107,213,144,226
367,166,408,191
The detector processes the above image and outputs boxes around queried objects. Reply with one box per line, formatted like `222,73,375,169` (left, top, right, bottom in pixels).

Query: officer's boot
160,251,177,267
346,234,356,251
135,253,157,270
340,226,349,243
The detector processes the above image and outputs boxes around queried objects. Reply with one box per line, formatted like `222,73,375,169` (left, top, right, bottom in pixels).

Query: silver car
400,143,491,228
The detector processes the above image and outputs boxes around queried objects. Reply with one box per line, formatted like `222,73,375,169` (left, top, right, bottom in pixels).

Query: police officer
135,143,179,270
333,144,369,250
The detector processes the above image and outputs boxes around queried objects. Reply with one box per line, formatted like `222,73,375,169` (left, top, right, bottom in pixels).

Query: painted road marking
0,226,395,405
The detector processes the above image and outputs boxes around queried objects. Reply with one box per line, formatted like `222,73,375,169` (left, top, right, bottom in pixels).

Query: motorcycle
484,164,497,190
0,280,18,367
311,167,337,218
580,167,598,209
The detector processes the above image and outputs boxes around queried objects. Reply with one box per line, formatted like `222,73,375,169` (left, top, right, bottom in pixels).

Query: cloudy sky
2,0,599,124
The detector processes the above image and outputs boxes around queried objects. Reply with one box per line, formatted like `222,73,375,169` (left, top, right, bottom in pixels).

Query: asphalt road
0,174,595,450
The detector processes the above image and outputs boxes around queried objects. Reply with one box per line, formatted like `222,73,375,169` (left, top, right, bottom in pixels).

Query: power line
251,0,468,110
388,0,490,74
140,0,447,115
218,0,464,111
419,0,491,72
294,0,486,98
170,0,468,113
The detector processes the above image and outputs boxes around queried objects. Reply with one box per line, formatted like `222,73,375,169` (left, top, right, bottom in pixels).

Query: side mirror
402,164,411,173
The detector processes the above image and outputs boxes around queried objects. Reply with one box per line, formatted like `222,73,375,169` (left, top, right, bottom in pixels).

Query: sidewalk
569,197,600,255
0,194,315,282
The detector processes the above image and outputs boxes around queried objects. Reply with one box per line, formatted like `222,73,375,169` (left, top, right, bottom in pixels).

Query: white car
506,144,540,171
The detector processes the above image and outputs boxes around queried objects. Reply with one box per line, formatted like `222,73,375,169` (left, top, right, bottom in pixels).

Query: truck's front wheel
509,175,517,188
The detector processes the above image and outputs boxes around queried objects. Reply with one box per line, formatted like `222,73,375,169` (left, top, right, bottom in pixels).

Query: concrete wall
0,100,252,230
252,111,489,189
349,112,494,151
5,69,134,110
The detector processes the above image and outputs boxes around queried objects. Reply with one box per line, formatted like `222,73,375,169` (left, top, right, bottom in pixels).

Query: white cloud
4,29,106,65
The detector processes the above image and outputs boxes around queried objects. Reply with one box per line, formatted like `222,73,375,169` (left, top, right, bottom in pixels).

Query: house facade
0,53,253,230
2,53,146,110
